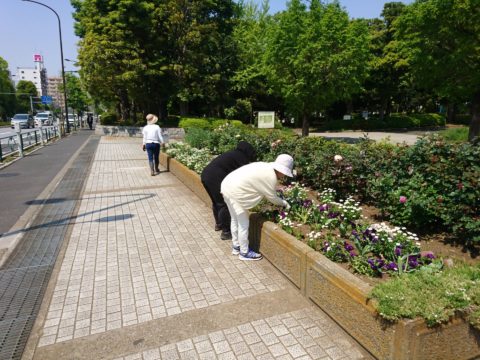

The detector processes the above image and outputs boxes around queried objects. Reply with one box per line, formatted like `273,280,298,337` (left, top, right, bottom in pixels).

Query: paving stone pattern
38,138,286,346
35,137,369,359
113,308,365,360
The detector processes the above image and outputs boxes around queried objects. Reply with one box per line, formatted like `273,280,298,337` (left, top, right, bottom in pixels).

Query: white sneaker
232,245,240,255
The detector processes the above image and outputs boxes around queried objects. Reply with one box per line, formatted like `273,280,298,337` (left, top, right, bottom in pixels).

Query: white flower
334,155,343,162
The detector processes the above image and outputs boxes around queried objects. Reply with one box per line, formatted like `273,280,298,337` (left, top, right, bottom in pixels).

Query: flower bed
160,152,480,360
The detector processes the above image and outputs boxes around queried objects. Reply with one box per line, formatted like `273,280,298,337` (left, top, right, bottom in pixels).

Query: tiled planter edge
161,154,480,360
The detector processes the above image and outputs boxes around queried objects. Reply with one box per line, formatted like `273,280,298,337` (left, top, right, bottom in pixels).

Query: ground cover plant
369,263,480,330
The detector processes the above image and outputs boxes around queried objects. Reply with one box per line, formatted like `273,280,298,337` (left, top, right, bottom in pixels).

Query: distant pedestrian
201,141,256,241
221,154,293,261
142,114,164,176
87,114,93,130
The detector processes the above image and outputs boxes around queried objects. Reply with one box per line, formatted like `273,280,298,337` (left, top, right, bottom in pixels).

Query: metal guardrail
0,126,59,162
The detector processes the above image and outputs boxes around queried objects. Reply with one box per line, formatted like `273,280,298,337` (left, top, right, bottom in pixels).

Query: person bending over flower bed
201,141,256,241
221,154,293,261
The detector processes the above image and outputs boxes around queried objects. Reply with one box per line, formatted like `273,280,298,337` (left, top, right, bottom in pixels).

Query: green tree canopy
264,0,370,135
15,80,37,113
394,0,480,140
64,73,89,116
0,56,16,120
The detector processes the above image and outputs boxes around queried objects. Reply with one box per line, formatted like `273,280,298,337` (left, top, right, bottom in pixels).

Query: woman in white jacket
221,154,293,260
142,114,164,176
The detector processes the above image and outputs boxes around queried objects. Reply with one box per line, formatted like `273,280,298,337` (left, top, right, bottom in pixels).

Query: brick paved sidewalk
28,137,370,360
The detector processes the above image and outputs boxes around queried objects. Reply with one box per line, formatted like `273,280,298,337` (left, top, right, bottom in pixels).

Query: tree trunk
446,102,456,124
302,112,309,137
180,101,189,116
469,91,480,142
158,99,168,123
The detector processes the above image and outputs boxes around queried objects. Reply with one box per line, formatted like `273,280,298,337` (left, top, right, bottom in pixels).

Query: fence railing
0,126,60,162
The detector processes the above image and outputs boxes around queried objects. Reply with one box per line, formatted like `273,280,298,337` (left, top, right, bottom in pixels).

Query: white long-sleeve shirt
142,124,164,145
221,162,285,212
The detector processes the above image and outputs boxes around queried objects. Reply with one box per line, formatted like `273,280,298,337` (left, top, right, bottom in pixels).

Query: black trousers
201,179,230,233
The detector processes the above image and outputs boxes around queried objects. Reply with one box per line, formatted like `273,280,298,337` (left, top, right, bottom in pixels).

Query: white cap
273,154,294,177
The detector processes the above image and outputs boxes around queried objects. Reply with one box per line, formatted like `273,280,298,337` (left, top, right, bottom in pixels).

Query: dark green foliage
0,57,16,120
179,117,243,130
100,112,118,125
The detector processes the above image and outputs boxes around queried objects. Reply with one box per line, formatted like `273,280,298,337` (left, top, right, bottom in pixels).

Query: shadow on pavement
25,198,69,205
1,193,156,238
96,214,134,222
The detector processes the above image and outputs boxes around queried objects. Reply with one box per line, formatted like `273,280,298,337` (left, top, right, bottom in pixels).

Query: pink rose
399,196,407,204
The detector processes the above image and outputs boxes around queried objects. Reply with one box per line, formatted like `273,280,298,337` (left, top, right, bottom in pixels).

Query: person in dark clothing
201,141,256,240
87,114,93,130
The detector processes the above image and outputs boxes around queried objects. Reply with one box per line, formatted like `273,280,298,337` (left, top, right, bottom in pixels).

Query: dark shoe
220,231,232,240
215,224,222,231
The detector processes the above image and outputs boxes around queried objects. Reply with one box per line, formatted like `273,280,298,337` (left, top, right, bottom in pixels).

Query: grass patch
369,263,480,329
0,121,10,127
437,126,469,142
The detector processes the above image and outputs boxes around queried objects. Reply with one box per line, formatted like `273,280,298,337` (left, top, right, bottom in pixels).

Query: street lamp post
22,0,70,134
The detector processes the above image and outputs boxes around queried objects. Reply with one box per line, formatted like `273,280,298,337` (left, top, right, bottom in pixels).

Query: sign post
257,111,275,129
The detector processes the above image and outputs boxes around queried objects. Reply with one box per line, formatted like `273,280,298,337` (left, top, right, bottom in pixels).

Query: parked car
67,114,79,127
34,112,53,126
11,114,34,129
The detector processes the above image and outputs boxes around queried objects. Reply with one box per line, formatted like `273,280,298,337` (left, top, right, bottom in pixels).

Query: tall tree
264,0,370,136
64,73,89,117
231,1,277,113
15,80,37,113
394,0,480,141
0,57,16,120
166,0,237,116
361,2,408,119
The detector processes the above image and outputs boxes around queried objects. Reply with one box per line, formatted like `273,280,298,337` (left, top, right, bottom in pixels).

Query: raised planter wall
161,154,480,360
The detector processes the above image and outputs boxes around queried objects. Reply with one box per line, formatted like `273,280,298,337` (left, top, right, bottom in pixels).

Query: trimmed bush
179,117,243,130
321,113,445,131
100,112,118,125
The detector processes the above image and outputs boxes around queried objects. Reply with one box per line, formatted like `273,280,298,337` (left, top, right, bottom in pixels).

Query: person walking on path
87,114,94,130
201,141,257,241
142,114,164,176
221,154,294,261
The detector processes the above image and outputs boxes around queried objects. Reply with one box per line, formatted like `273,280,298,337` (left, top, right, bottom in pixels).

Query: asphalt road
0,130,93,236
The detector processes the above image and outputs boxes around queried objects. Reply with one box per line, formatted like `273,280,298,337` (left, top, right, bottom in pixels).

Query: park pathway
24,137,370,360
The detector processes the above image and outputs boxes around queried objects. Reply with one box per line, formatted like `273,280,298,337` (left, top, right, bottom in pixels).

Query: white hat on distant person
146,114,158,124
273,154,294,177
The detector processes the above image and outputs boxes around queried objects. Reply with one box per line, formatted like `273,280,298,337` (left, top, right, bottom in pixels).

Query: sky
0,0,413,77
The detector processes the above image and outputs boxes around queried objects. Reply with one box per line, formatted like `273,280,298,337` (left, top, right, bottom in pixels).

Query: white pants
223,196,250,254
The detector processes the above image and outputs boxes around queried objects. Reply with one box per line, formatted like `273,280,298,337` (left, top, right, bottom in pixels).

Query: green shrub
321,113,445,131
184,128,212,149
100,112,118,125
181,120,479,245
438,127,469,142
179,117,212,130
